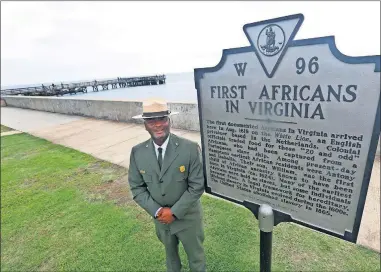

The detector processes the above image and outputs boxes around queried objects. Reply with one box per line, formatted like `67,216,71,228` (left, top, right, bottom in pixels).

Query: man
128,99,206,272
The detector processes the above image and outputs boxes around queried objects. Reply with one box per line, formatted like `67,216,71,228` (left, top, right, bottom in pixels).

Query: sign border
194,14,381,243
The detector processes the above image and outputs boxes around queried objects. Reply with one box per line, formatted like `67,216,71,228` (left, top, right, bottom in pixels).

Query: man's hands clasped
156,207,176,224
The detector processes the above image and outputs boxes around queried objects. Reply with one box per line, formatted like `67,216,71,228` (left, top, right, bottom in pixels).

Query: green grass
1,125,14,133
1,133,380,271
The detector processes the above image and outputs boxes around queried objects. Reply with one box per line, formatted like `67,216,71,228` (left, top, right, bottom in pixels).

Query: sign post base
259,204,274,272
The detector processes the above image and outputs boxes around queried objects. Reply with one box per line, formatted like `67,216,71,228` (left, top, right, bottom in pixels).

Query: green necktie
158,147,163,170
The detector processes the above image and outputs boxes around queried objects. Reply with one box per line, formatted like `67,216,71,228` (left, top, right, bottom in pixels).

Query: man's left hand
157,207,176,224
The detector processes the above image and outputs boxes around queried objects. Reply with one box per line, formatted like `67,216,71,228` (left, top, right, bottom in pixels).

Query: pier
1,75,166,97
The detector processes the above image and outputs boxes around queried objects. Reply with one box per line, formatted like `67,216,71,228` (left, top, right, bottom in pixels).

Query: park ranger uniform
128,132,206,272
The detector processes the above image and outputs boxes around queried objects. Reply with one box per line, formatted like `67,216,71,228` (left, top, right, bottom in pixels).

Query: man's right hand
157,207,176,224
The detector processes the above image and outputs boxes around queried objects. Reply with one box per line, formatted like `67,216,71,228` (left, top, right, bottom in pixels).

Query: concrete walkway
0,107,201,168
1,130,23,137
1,107,379,252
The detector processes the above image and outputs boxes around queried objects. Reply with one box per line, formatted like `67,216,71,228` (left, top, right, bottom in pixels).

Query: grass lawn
1,125,14,133
1,133,380,271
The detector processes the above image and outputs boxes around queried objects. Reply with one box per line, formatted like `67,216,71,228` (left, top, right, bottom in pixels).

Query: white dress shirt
153,134,170,159
153,134,170,217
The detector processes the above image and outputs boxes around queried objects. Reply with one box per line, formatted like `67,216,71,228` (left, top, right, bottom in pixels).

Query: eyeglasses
145,116,169,125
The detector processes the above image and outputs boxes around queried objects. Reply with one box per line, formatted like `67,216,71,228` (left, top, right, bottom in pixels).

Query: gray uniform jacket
128,133,205,234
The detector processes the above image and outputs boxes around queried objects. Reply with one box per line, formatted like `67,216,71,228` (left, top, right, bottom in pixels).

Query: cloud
1,1,380,86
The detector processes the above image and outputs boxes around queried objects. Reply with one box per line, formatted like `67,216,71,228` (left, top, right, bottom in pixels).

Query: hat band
142,110,170,118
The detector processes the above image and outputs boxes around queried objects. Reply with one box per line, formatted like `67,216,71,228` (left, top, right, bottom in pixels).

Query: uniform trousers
155,222,206,272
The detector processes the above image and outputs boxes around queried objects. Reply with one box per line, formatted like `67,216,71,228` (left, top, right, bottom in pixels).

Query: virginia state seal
257,24,285,57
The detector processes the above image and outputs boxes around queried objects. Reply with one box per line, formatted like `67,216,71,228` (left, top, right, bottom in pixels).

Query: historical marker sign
194,14,380,242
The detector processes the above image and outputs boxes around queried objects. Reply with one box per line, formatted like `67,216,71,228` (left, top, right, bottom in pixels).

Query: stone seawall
2,96,201,131
2,95,380,154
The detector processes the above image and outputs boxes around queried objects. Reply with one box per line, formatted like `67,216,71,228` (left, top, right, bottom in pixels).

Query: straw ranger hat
132,98,179,119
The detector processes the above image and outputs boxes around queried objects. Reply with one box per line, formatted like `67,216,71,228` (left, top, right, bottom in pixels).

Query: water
3,72,198,103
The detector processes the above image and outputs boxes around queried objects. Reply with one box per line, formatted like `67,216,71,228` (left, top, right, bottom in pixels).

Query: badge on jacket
179,165,185,173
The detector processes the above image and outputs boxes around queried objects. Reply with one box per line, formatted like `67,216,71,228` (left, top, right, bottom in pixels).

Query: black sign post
259,204,274,272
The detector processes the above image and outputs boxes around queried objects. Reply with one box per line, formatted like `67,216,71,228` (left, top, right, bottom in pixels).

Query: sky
1,1,380,87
